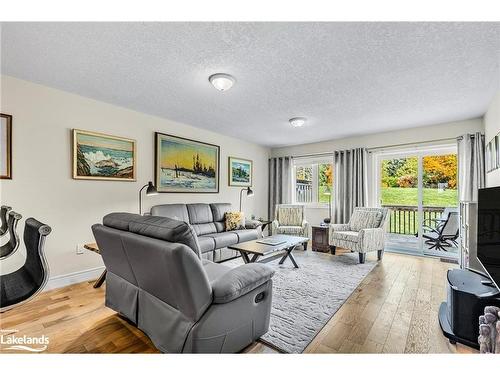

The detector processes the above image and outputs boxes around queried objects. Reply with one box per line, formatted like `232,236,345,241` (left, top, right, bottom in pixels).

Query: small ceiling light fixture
289,117,307,128
209,73,235,91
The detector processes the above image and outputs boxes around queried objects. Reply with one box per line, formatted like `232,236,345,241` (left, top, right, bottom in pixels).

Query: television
477,186,500,290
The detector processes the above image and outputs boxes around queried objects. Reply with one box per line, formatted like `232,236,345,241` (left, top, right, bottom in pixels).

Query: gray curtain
333,148,368,224
268,157,292,221
458,132,485,202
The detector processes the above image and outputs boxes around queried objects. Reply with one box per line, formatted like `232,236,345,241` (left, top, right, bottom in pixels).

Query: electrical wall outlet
76,244,85,255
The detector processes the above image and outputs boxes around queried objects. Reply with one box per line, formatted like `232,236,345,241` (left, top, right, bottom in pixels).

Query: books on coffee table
256,238,287,246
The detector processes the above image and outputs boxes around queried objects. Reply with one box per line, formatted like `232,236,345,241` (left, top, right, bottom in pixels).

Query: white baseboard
44,266,105,291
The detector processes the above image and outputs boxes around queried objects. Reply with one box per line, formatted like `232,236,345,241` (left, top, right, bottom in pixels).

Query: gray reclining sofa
150,203,262,262
92,212,274,353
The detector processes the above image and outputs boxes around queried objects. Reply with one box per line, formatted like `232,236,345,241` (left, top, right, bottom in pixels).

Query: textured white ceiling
1,22,499,147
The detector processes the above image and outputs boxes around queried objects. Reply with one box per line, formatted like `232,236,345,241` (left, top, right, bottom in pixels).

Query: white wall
485,90,500,187
271,118,484,226
0,76,270,281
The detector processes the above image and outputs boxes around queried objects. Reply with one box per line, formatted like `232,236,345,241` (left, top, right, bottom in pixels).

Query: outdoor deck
386,233,458,257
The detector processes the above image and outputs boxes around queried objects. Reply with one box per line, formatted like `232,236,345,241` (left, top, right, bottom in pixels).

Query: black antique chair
0,205,12,237
0,217,52,312
0,211,22,259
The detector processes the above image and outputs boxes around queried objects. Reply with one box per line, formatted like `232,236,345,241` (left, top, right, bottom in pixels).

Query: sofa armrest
211,263,275,304
358,227,385,252
245,219,262,229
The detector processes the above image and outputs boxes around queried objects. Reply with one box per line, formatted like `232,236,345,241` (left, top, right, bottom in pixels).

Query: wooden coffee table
228,235,308,268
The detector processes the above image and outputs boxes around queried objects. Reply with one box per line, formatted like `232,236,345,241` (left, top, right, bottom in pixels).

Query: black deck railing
382,205,447,235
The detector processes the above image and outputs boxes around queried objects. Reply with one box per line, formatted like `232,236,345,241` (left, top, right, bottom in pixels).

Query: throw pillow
225,211,246,231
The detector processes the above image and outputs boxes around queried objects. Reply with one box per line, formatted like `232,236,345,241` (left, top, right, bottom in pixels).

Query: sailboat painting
155,132,219,193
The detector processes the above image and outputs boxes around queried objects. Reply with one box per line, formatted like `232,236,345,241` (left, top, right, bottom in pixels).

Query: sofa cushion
331,230,360,243
350,209,382,232
278,206,303,226
103,212,201,259
191,223,217,236
210,203,232,222
197,236,216,253
150,204,190,223
187,203,213,224
232,229,259,243
203,232,239,248
103,212,143,230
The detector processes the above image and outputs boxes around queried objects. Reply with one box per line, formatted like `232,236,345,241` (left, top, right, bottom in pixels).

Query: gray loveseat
92,212,274,353
151,203,262,262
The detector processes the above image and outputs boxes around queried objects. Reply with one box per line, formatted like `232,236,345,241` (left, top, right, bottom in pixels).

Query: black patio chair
422,211,459,251
0,217,51,312
0,205,12,237
0,211,22,259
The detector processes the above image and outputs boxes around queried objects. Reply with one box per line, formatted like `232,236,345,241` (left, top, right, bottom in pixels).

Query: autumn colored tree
381,154,457,189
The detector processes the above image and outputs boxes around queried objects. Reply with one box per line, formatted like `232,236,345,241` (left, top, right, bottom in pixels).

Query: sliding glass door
380,155,420,254
377,146,458,258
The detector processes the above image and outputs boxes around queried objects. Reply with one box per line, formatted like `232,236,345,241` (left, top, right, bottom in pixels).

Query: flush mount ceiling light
289,117,307,128
209,73,235,91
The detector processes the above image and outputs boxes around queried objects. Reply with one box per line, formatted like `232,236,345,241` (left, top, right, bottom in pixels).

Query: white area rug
227,250,377,353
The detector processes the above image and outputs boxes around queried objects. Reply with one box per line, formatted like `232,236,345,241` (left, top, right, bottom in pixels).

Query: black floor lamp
239,187,254,212
139,181,158,214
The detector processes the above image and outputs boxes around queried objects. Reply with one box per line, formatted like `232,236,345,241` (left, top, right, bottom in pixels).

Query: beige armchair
329,207,388,263
272,204,310,249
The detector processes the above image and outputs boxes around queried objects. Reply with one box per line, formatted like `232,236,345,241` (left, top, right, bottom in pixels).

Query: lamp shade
246,187,254,197
146,181,158,196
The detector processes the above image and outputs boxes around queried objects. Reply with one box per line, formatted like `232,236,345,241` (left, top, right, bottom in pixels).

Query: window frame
292,157,333,209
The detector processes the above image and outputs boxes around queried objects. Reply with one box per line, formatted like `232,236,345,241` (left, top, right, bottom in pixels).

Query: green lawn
381,187,458,207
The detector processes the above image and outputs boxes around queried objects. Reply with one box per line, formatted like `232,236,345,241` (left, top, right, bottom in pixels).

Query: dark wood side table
84,242,107,288
312,225,331,253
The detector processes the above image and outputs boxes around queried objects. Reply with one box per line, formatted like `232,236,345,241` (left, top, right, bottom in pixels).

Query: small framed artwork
486,142,492,172
155,132,220,193
496,135,500,170
228,157,253,187
491,138,497,172
72,129,136,181
0,114,12,179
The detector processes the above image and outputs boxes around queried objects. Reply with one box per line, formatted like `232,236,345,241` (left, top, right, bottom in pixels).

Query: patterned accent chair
329,207,388,264
272,204,310,249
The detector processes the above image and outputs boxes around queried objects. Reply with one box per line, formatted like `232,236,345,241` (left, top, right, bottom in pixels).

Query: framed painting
228,157,253,187
496,135,500,170
155,132,220,193
0,114,12,179
486,142,492,172
491,138,497,172
72,129,136,181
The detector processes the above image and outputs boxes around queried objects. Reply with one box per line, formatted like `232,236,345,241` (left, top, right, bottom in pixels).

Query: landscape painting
73,129,136,181
155,132,219,193
228,157,252,187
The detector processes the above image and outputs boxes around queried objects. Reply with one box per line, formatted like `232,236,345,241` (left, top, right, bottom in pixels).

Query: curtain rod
367,136,460,152
285,133,481,159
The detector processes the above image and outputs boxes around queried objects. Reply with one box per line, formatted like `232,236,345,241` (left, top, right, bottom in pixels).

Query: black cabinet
439,268,500,349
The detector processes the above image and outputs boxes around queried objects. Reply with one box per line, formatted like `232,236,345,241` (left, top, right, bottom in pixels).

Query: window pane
295,166,313,203
422,154,458,208
318,163,333,204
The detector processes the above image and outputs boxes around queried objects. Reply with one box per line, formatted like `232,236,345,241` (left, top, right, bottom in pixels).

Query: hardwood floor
0,251,475,354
